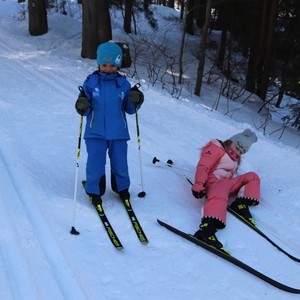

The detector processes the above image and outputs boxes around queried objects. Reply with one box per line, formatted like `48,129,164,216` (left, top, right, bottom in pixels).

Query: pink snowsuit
193,139,260,228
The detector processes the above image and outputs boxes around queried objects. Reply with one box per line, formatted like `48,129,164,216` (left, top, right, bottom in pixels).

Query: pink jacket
193,139,238,192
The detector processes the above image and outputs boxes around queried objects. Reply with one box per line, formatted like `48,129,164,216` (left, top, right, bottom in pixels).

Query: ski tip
140,239,149,245
157,219,165,226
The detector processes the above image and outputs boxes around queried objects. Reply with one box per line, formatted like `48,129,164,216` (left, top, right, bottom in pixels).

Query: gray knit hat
230,129,257,154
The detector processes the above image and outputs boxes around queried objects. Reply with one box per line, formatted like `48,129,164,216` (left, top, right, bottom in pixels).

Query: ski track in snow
0,36,88,300
0,141,88,299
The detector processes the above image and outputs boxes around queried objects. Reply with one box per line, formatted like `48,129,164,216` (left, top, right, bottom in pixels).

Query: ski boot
119,189,130,201
194,218,223,249
230,197,256,226
88,194,102,207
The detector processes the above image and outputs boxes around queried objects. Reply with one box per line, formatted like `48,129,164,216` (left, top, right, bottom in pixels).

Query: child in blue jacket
75,42,144,205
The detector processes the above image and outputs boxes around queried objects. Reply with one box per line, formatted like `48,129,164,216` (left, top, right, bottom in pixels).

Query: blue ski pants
84,138,130,195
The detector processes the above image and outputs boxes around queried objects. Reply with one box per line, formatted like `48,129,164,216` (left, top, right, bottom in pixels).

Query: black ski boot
119,189,130,201
88,194,102,207
230,197,256,226
194,218,223,249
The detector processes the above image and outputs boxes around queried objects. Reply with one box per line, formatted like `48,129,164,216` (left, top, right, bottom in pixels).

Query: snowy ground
1,2,300,300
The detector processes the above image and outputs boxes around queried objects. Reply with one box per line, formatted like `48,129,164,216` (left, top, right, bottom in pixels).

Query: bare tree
179,0,188,84
194,0,212,96
124,0,133,34
245,0,263,93
256,0,278,100
245,0,278,101
144,0,151,11
28,0,48,36
81,0,112,59
167,0,175,8
185,0,195,35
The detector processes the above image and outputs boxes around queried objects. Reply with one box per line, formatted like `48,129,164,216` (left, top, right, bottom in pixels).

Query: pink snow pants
204,172,260,226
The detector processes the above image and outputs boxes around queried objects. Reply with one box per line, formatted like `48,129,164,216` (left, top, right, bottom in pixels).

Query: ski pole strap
132,83,141,91
78,85,86,97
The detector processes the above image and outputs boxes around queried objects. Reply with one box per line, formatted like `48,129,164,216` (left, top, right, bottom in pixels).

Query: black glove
75,96,89,116
129,86,144,105
192,190,206,199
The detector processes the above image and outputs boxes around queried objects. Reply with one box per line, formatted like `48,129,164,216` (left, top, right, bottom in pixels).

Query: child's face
227,142,242,161
99,64,118,74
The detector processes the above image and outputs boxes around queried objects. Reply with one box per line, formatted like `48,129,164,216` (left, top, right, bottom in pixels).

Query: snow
1,1,300,299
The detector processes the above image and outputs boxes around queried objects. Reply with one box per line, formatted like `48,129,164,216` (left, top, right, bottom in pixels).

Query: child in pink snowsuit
192,129,260,249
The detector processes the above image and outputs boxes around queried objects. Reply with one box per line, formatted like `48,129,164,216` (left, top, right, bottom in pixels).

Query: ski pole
70,87,85,235
152,156,191,173
152,156,193,185
134,84,146,198
70,115,82,235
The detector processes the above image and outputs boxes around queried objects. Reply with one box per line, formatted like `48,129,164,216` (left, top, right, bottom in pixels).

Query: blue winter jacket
82,71,137,140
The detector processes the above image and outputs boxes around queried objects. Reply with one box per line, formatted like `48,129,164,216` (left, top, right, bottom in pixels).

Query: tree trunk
28,0,48,36
81,0,112,59
167,0,175,8
180,0,184,20
179,3,188,84
194,0,212,96
124,0,132,34
257,0,278,100
194,0,206,28
143,0,150,11
217,27,227,70
185,0,195,35
216,3,226,70
245,0,263,93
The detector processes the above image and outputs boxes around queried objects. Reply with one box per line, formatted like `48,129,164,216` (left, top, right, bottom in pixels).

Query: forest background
19,0,300,143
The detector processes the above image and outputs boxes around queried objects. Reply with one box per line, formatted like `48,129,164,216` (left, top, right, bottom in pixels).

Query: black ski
157,219,300,294
227,206,300,262
122,198,148,244
82,181,123,249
